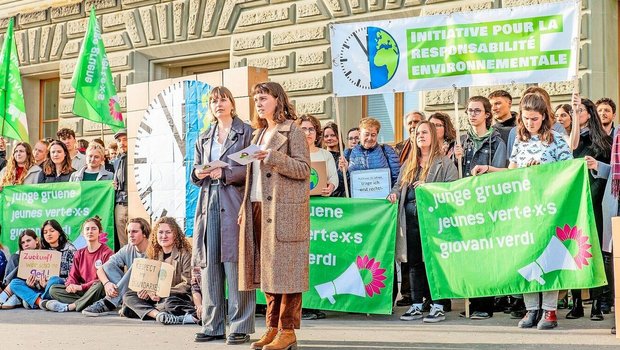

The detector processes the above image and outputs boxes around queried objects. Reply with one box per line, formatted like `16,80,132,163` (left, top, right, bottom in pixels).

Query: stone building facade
0,0,618,145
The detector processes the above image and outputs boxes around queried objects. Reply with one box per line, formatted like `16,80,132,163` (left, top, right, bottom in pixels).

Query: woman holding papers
191,86,255,344
298,114,338,197
239,81,310,350
9,219,77,309
477,92,572,330
388,121,458,323
0,142,42,189
122,217,195,325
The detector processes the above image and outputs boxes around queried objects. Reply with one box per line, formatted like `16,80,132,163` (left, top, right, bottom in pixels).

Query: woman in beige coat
238,82,310,350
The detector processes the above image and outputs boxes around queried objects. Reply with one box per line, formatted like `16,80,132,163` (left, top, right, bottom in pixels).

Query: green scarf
467,125,494,150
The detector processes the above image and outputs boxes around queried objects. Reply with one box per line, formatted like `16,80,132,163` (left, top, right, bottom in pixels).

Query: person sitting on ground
45,217,113,312
122,217,196,325
0,230,41,309
82,218,150,316
9,220,77,309
38,140,75,183
69,143,114,182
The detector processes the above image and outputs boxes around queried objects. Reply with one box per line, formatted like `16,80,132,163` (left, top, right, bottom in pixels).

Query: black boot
590,299,604,321
566,297,583,319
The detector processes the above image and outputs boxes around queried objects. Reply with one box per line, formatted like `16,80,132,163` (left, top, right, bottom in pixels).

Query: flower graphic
555,224,592,269
356,255,387,297
99,232,109,245
108,96,123,121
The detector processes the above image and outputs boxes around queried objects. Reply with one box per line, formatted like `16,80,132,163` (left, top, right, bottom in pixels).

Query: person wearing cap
113,129,128,249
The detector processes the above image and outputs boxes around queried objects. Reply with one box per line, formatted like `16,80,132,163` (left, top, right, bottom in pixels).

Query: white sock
412,303,423,310
432,304,444,311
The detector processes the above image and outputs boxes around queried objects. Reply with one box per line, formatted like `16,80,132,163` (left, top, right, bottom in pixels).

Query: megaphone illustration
314,262,367,304
518,235,578,285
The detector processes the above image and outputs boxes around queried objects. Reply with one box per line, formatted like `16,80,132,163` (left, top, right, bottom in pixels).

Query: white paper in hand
193,160,229,172
228,144,262,165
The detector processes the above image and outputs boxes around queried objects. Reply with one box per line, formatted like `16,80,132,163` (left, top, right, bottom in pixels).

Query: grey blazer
191,116,253,266
391,156,458,262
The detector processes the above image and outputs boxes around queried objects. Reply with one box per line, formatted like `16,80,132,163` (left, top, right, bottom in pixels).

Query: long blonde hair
400,121,443,187
1,142,35,186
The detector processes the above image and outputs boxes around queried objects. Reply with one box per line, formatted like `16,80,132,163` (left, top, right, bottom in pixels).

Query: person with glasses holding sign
454,96,507,320
346,127,360,149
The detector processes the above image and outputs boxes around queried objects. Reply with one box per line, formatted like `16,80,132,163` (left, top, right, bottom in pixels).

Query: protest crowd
0,80,618,350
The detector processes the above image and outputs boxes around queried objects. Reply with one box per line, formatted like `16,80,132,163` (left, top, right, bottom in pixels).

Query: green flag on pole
71,8,124,131
0,18,29,141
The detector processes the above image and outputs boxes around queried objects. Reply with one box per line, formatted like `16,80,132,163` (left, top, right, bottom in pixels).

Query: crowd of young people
0,83,617,350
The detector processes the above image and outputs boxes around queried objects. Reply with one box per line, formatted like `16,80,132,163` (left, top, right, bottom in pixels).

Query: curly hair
147,217,191,259
1,142,36,186
251,82,297,129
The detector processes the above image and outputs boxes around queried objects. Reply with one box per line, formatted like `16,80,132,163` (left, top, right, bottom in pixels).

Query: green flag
0,18,29,141
71,8,124,131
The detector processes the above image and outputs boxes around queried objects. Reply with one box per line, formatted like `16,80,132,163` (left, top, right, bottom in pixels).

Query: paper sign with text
17,250,62,279
128,258,175,298
350,168,391,199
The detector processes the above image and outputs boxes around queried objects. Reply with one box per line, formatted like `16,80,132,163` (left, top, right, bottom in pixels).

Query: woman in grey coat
191,86,255,345
69,143,114,181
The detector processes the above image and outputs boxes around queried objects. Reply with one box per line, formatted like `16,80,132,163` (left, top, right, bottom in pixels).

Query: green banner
0,181,116,253
256,198,397,315
0,18,29,141
71,8,124,132
416,160,606,299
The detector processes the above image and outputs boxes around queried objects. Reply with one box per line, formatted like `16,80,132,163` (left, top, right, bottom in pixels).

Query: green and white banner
330,0,579,96
0,181,116,253
416,160,606,299
257,198,397,314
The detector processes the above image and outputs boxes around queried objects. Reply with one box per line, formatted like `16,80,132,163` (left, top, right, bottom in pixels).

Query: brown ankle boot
263,329,297,350
250,327,278,349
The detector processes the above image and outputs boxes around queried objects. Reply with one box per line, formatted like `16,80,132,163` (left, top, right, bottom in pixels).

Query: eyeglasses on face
467,108,483,116
348,136,360,141
301,127,316,133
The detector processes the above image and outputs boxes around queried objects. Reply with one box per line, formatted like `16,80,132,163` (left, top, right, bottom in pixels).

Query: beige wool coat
238,119,310,294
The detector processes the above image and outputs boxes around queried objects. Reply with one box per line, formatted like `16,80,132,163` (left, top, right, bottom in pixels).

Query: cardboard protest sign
128,258,175,298
309,161,328,196
17,250,62,279
350,168,391,199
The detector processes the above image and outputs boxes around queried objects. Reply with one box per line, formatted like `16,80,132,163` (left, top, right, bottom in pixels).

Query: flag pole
334,96,350,198
569,0,582,150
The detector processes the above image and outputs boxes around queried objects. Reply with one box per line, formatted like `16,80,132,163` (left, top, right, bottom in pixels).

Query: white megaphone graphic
314,262,367,304
518,235,578,285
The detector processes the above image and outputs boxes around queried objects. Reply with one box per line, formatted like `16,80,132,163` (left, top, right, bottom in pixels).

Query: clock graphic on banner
336,26,400,92
134,80,211,237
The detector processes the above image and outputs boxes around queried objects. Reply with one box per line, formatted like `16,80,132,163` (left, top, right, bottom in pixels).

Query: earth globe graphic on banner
310,168,319,190
367,27,400,88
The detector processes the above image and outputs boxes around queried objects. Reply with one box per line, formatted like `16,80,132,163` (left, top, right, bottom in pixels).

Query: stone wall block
67,18,90,39
403,0,424,6
51,3,83,22
580,11,589,40
540,73,589,98
14,30,29,65
293,95,332,118
156,2,173,43
232,57,247,68
103,12,126,32
503,0,568,7
50,23,68,61
218,0,242,35
579,41,589,70
103,31,133,52
296,46,330,71
201,0,220,37
349,0,368,14
60,60,77,78
246,52,295,74
369,0,387,12
39,25,55,62
323,0,349,17
297,0,331,23
232,32,270,55
187,0,205,39
27,27,41,65
422,0,493,16
120,71,134,91
109,51,133,71
469,84,527,103
85,0,121,13
235,3,295,33
60,78,75,97
121,0,161,8
274,71,332,97
139,6,160,44
173,0,188,41
124,9,147,47
59,97,75,116
271,24,328,51
424,88,468,110
0,17,11,30
62,39,81,59
18,10,49,28
386,0,404,10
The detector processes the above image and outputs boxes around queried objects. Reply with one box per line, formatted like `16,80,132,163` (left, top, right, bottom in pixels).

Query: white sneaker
400,304,423,321
423,305,446,323
1,295,22,309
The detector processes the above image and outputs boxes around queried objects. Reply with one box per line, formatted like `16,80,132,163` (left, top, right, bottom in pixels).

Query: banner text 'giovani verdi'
415,160,606,299
0,181,116,253
330,0,578,97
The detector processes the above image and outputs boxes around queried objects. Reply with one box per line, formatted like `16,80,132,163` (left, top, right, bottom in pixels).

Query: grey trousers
49,282,106,312
200,184,256,336
101,263,134,307
122,291,195,320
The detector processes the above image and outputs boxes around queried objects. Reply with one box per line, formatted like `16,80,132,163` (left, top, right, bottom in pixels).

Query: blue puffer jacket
344,143,401,186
